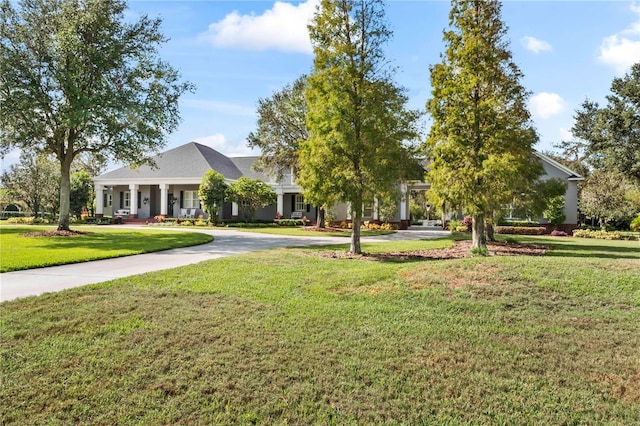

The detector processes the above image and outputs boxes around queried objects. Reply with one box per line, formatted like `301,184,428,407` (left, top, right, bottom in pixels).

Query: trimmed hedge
497,220,541,227
573,229,624,240
495,226,546,235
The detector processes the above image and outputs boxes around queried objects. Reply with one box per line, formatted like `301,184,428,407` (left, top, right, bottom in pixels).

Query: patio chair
180,208,188,218
188,208,196,218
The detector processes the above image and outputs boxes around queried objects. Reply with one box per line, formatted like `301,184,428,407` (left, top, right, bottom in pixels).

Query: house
93,142,320,222
93,141,582,230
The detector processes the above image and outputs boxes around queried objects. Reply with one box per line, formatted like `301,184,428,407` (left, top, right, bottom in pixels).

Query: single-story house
93,141,583,229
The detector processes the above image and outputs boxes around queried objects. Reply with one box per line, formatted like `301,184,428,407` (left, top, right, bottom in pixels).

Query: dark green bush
495,226,546,235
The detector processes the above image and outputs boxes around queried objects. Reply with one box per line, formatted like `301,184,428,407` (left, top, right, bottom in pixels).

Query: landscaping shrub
550,230,568,237
495,226,546,235
573,229,624,240
497,219,540,227
361,221,397,230
6,216,52,224
631,214,640,232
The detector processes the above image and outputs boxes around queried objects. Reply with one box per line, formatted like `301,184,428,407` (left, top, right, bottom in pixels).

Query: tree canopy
247,76,308,181
559,64,640,184
1,152,59,218
225,177,276,222
299,0,421,254
425,0,542,250
0,0,193,230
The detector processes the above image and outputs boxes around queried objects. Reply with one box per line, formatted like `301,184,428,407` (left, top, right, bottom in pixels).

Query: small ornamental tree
198,170,226,224
543,196,566,229
226,177,276,222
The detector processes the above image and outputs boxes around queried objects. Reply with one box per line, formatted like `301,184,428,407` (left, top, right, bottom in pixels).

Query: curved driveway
0,227,449,302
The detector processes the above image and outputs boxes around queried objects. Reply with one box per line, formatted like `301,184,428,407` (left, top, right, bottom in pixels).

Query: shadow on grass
513,236,640,260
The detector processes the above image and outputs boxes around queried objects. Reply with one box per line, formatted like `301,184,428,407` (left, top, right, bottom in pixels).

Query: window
363,202,374,218
184,190,199,208
124,191,130,208
103,193,112,208
294,194,305,212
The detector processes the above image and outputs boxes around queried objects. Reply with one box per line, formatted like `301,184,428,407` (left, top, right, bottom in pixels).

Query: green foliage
247,76,308,180
70,171,92,216
543,195,567,227
198,170,226,224
563,64,640,184
0,0,193,230
631,214,640,232
225,177,276,222
571,229,637,240
0,152,60,218
579,169,637,227
425,0,543,250
300,0,421,254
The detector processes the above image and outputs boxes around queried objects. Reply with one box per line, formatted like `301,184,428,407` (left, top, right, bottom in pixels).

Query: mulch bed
322,240,548,261
21,230,94,237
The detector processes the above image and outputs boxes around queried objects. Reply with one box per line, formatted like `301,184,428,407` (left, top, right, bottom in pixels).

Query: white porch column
232,202,239,218
399,184,409,221
276,189,284,217
373,197,379,221
129,184,139,217
95,185,104,216
160,183,169,215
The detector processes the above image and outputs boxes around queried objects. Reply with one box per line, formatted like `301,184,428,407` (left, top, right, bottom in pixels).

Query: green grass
236,226,396,237
1,236,639,424
0,225,213,272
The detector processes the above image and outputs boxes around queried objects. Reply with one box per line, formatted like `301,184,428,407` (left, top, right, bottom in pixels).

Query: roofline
534,151,585,181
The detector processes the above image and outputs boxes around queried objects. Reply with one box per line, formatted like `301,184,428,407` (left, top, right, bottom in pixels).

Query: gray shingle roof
96,142,244,180
230,156,272,182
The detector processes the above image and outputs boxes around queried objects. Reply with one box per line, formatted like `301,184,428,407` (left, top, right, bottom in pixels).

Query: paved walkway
0,226,449,302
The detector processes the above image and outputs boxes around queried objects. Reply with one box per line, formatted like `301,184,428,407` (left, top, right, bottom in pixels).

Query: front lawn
1,236,639,424
0,225,213,272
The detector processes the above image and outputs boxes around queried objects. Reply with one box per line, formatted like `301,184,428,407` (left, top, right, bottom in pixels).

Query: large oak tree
299,0,421,254
0,0,192,230
425,0,542,250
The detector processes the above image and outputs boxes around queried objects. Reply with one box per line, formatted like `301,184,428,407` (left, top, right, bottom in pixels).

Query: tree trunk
350,217,362,254
471,214,486,250
317,207,326,229
57,155,73,231
441,201,446,229
485,221,495,242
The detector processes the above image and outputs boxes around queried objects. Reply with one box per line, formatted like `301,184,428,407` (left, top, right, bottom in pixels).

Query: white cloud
521,36,552,54
529,92,566,119
598,3,640,74
194,133,258,157
199,0,319,54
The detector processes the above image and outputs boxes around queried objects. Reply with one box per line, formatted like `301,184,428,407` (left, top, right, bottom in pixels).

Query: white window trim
184,190,199,209
294,194,305,212
124,191,131,208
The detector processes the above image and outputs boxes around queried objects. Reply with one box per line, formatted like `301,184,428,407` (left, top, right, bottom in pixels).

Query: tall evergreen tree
0,0,192,231
300,0,421,254
425,0,542,250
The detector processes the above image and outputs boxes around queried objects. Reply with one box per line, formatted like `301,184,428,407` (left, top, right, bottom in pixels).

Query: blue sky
3,0,640,171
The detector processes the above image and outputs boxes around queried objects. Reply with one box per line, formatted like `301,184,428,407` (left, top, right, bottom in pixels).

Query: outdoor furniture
291,211,303,219
114,209,129,217
180,208,188,218
187,209,196,218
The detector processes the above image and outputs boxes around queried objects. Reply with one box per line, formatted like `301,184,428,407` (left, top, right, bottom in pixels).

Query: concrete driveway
0,227,449,302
